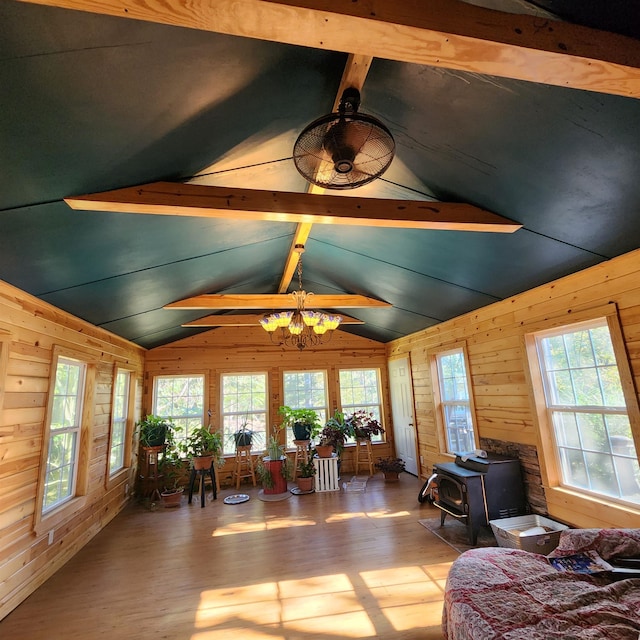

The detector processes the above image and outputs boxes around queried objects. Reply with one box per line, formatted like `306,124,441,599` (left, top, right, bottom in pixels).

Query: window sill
34,495,88,538
546,486,640,528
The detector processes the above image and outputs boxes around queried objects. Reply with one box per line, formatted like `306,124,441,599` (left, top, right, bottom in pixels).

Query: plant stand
263,457,288,495
355,438,374,476
313,454,340,492
232,445,256,489
292,440,310,480
138,445,164,501
188,460,217,508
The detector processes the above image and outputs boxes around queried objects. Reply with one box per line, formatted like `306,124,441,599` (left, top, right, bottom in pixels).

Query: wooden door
388,356,418,475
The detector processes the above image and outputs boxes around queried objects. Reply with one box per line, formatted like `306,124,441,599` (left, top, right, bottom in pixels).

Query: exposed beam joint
17,0,640,98
164,294,391,310
66,182,522,233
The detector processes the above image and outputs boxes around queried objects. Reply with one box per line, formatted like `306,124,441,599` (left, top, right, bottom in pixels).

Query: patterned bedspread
442,529,640,639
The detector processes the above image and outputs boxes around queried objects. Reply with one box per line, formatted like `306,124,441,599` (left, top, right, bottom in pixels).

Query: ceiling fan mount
293,88,396,190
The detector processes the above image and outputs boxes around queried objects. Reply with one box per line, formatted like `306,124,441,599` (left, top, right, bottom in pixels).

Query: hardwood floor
0,474,461,639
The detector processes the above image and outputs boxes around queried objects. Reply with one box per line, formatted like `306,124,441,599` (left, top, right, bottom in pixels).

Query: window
283,370,328,447
434,348,476,454
108,368,131,476
44,357,87,513
533,318,640,506
339,368,384,443
221,373,268,455
153,375,205,447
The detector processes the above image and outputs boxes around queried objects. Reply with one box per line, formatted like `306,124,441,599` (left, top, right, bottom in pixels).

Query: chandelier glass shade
259,249,342,350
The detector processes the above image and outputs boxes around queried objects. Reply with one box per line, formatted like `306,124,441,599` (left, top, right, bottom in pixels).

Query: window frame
525,306,640,512
106,364,136,488
337,367,385,444
151,373,207,448
220,371,268,455
282,370,329,448
430,344,478,456
34,346,95,535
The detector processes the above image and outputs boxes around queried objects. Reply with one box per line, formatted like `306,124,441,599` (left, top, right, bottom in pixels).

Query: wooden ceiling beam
17,0,640,99
182,313,365,327
66,182,522,233
164,294,391,310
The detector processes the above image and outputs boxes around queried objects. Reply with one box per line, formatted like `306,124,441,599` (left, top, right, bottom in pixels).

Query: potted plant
233,420,254,448
375,456,406,481
256,425,292,494
158,428,187,507
317,410,354,457
137,414,175,448
349,410,384,440
179,426,223,470
296,458,316,492
278,405,321,441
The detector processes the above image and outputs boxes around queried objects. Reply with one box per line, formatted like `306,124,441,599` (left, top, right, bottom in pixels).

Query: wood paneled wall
0,279,145,621
144,326,394,483
387,248,640,529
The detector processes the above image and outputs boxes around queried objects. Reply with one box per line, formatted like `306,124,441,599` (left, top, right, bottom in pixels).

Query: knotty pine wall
144,326,394,483
0,279,145,621
387,248,640,530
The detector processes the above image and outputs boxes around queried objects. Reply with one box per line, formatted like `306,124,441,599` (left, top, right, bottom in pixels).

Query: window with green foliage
44,357,86,513
109,368,130,476
153,375,205,446
535,319,640,506
283,371,328,447
339,368,384,443
221,373,267,455
435,348,476,454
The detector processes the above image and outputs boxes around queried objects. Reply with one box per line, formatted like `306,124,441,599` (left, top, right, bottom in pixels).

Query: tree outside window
283,371,328,448
44,357,86,513
339,368,384,444
221,373,267,455
435,348,476,454
109,369,130,476
153,375,204,447
536,320,640,505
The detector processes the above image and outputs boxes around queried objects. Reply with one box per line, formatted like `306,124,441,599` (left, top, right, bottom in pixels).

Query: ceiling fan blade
164,294,391,310
182,313,365,327
66,182,521,233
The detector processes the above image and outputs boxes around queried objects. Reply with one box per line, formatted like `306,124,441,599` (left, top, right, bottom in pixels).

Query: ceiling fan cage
293,90,395,190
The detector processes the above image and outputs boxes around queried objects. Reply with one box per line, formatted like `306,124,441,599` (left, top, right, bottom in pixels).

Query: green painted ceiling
1,0,640,348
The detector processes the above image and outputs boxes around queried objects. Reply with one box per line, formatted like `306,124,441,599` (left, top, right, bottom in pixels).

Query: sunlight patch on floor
211,517,316,536
192,563,449,638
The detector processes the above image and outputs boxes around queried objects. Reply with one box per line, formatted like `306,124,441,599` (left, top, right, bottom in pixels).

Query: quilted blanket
442,528,640,639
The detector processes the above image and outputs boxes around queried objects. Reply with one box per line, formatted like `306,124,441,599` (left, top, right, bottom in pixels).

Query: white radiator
313,455,340,492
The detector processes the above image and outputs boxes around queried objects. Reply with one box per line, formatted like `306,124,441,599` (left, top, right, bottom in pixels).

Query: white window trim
283,369,329,447
106,364,136,488
151,373,207,444
220,371,269,455
430,343,478,456
337,367,385,444
524,304,640,522
34,346,95,536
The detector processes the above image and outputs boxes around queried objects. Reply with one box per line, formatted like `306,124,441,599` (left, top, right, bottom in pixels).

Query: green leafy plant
297,458,316,478
158,426,187,492
179,426,223,459
375,457,406,474
319,410,354,455
256,456,293,488
349,410,384,440
278,406,321,440
137,414,176,447
232,417,255,447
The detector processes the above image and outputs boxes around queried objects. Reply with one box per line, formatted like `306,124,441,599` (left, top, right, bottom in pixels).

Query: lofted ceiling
1,0,640,349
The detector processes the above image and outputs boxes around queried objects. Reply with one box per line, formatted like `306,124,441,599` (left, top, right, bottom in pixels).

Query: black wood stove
432,453,527,544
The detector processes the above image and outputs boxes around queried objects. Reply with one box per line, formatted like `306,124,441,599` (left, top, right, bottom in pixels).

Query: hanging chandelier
260,245,342,350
